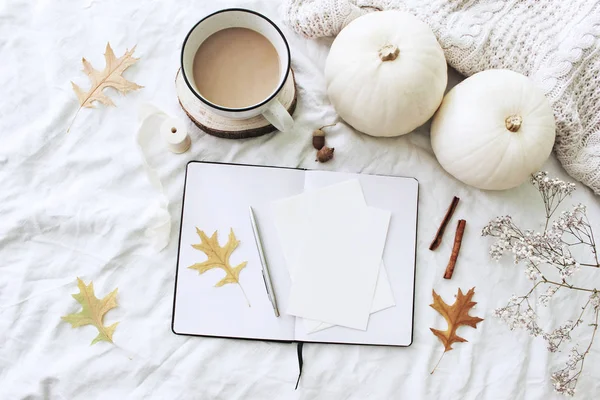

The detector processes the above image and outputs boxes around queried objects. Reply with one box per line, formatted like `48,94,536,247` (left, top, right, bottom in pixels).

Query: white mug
181,8,294,132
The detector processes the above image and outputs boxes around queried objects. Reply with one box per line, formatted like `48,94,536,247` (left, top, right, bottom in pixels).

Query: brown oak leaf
68,42,142,132
430,287,483,373
189,228,250,306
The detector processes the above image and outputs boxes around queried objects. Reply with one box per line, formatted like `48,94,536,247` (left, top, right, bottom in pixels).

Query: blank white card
276,180,391,330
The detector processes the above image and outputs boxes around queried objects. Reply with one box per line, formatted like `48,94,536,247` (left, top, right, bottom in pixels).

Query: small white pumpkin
325,11,447,137
431,69,556,191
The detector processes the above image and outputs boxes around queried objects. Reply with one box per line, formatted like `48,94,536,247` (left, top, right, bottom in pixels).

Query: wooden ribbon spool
175,69,297,139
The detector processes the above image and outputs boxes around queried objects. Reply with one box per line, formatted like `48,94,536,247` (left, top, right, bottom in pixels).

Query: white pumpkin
325,11,447,137
431,69,556,191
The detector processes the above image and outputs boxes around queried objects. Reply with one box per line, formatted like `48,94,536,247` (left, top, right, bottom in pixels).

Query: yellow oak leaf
430,287,483,373
68,42,142,131
189,228,250,306
61,278,119,345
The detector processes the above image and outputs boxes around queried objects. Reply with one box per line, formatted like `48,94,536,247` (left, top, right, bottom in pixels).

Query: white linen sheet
1,0,599,398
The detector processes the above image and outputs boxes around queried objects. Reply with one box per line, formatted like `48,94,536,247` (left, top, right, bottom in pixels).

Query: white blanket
1,0,598,398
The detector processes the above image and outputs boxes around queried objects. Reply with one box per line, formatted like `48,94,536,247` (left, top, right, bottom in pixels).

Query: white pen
249,206,280,317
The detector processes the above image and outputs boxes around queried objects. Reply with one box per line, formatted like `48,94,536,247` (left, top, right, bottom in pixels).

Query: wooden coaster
175,69,297,139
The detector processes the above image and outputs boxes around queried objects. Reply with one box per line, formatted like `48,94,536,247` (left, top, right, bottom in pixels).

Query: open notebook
172,161,418,346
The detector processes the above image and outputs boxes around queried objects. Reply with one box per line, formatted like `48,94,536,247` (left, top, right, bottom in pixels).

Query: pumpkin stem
505,115,523,132
379,44,399,61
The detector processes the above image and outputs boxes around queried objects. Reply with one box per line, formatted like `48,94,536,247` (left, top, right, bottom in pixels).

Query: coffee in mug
181,9,294,132
192,28,280,109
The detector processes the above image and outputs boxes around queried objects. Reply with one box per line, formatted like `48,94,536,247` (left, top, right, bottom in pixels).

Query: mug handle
262,99,294,132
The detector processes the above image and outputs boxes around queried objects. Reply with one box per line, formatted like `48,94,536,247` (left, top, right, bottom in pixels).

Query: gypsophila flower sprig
532,171,577,231
482,172,599,396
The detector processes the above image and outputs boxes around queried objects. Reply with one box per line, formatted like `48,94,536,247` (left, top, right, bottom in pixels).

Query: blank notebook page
172,162,302,341
293,170,418,346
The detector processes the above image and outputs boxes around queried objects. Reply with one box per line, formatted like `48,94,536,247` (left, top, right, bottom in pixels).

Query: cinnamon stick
444,219,466,279
429,196,460,251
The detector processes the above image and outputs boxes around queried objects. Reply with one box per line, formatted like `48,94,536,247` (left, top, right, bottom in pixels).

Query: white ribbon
135,103,173,251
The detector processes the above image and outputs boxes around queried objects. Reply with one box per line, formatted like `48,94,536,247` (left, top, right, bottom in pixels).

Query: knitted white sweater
284,0,600,195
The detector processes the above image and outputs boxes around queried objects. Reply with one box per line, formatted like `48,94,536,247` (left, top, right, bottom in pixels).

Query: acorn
312,129,326,150
316,146,335,163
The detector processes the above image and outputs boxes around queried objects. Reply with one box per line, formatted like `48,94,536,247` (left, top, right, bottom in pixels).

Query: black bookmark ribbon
295,342,304,390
